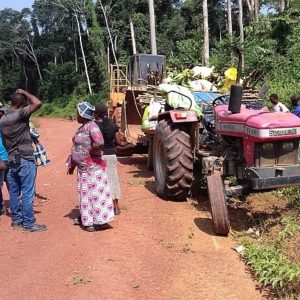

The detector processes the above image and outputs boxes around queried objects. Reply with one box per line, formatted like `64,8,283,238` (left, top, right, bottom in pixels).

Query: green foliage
168,38,203,70
86,0,107,88
39,62,82,100
37,89,108,119
273,187,300,212
237,213,300,296
132,13,151,54
210,35,240,73
278,216,300,241
273,187,300,200
0,60,23,98
208,8,300,112
242,240,300,290
0,0,300,118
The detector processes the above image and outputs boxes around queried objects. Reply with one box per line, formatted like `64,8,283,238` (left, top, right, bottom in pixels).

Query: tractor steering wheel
212,95,230,106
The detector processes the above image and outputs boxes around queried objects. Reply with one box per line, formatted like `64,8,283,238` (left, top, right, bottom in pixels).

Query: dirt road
0,118,263,300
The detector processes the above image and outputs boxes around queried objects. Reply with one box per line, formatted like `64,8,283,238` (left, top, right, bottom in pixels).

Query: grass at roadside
234,188,300,299
36,91,107,119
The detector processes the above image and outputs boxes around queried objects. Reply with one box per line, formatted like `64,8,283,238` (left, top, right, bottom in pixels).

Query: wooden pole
148,0,157,55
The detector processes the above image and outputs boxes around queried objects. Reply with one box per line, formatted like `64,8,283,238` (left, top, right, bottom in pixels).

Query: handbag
32,140,51,167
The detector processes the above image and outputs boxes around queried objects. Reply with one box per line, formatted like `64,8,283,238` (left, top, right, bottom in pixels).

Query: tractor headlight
281,142,295,152
262,143,274,151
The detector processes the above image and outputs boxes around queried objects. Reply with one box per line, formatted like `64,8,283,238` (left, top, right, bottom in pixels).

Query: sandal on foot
86,226,96,232
73,216,82,226
114,208,121,215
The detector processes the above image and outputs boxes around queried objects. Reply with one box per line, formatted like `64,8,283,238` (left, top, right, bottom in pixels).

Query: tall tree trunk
238,0,244,74
14,42,43,83
278,0,285,12
34,56,43,84
73,38,78,72
107,45,110,75
114,35,118,53
203,0,209,65
99,0,118,67
75,13,92,94
227,0,232,36
254,0,259,21
148,0,157,55
246,0,255,22
22,58,28,90
26,37,43,84
129,17,137,55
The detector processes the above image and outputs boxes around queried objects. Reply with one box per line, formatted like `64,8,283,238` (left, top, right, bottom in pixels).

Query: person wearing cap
67,102,115,232
0,105,8,215
0,89,46,232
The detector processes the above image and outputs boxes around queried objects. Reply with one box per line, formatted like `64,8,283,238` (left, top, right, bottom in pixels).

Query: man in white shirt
269,94,289,112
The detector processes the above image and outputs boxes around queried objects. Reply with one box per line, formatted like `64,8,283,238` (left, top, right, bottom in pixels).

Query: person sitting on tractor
269,94,289,112
291,94,300,117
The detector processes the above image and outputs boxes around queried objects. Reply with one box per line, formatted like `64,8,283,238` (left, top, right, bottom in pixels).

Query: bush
39,62,84,101
242,240,300,291
37,90,108,119
237,213,300,297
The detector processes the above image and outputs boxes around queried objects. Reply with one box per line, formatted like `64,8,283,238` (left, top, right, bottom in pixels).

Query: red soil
0,118,264,300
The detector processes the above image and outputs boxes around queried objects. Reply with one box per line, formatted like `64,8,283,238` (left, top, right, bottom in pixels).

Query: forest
0,0,299,116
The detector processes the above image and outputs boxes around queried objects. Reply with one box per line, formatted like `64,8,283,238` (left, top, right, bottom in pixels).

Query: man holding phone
0,89,46,232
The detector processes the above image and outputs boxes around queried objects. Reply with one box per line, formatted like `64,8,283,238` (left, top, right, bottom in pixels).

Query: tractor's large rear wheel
153,119,193,200
207,173,230,235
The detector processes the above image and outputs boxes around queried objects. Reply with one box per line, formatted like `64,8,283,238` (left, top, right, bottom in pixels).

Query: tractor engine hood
215,105,300,140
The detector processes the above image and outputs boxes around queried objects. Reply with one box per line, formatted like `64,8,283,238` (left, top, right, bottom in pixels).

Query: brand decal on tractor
269,128,297,137
246,127,259,136
216,123,244,132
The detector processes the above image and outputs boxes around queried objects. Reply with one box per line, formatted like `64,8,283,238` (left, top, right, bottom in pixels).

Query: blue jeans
8,159,37,227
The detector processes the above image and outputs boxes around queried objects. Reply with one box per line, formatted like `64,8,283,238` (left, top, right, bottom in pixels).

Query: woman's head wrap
77,102,95,120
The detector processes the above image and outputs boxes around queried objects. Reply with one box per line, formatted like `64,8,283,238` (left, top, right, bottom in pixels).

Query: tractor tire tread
153,119,193,200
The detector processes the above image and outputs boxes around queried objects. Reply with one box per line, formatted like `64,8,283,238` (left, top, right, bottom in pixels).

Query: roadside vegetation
36,91,107,119
234,188,300,299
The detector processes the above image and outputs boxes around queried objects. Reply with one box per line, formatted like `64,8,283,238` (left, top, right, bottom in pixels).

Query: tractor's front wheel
153,119,193,200
207,173,230,235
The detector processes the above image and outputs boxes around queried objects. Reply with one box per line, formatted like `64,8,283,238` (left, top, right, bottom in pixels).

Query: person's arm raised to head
15,89,42,113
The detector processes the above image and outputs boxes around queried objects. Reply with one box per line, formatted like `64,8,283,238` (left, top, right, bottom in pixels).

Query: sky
0,0,277,15
0,0,34,11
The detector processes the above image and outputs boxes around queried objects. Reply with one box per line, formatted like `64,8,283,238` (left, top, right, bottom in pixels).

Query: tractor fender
158,110,198,123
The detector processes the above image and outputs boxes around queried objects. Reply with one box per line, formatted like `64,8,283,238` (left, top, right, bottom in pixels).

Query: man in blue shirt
0,105,8,215
291,95,300,117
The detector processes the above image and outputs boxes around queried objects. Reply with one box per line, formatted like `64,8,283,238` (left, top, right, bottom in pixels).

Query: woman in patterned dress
67,102,115,232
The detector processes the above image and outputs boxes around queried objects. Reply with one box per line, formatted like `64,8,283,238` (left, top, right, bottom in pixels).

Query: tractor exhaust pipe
229,84,243,114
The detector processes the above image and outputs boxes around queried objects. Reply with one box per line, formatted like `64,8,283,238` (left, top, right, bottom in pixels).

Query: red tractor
152,85,300,235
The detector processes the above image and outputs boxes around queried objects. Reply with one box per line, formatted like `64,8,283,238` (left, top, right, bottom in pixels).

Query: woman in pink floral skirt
67,102,115,232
